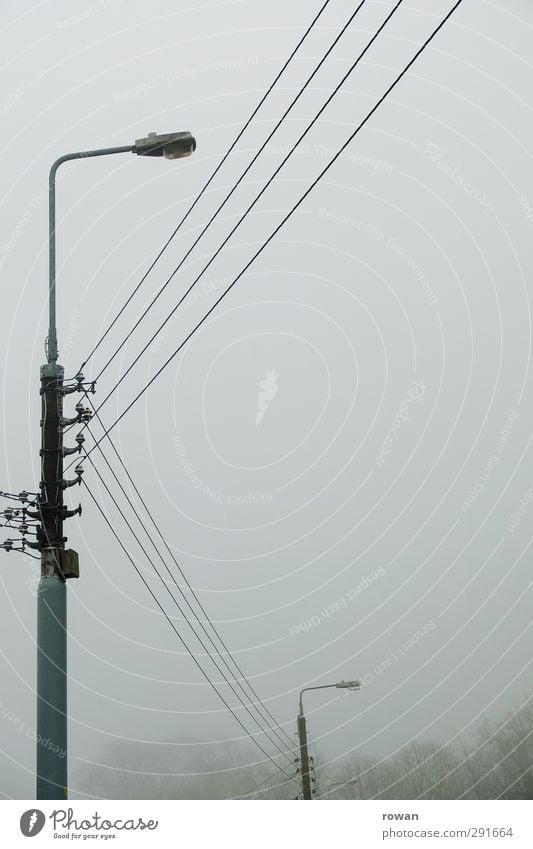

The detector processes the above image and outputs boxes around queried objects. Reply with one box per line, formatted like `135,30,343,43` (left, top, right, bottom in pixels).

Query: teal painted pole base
36,575,67,800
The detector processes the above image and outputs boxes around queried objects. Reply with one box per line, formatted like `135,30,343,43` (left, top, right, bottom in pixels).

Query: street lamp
297,679,361,800
47,130,196,363
37,130,195,801
133,130,196,159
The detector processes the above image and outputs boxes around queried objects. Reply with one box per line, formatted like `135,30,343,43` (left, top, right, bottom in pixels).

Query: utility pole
296,680,361,801
297,710,313,800
37,351,69,801
37,361,87,799
36,153,91,799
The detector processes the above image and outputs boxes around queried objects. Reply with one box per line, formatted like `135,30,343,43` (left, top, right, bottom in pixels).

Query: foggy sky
0,0,532,799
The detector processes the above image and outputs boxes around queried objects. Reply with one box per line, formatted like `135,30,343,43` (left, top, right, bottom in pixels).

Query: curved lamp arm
47,131,195,364
298,680,360,715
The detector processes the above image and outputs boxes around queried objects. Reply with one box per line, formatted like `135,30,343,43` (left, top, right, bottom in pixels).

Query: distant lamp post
297,679,361,800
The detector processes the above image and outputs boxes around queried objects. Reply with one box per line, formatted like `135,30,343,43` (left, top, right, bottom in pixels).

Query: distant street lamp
297,680,361,800
38,129,195,800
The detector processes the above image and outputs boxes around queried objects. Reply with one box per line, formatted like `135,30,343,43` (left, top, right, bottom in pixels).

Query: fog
0,0,531,799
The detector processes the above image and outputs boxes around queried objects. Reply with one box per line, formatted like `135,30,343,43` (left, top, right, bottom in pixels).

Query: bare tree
71,694,532,800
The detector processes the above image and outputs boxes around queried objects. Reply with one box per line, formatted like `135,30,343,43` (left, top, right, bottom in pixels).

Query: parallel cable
82,478,294,777
81,449,295,765
83,396,295,749
82,0,463,461
67,0,463,788
88,0,382,416
82,421,295,752
232,772,299,799
90,0,366,383
78,0,333,373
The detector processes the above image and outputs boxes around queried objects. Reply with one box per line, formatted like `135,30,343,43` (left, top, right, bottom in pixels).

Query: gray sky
0,0,532,798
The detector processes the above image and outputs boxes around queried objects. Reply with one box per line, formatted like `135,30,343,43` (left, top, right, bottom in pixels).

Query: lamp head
134,131,196,159
335,680,361,690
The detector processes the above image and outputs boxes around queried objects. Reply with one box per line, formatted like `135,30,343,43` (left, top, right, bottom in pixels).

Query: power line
82,417,295,752
81,456,295,767
65,0,385,476
233,772,299,799
83,395,295,749
82,478,294,778
87,0,389,419
90,0,366,384
236,768,294,797
81,0,463,463
78,0,333,374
